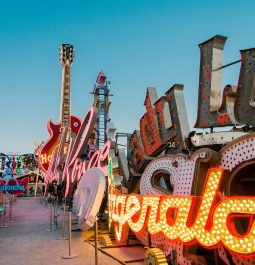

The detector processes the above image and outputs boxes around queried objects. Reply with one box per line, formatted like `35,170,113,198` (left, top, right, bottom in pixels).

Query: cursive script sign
109,168,255,255
44,107,111,198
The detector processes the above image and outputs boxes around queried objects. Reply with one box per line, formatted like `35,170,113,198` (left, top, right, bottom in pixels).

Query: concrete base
61,254,79,259
57,237,68,240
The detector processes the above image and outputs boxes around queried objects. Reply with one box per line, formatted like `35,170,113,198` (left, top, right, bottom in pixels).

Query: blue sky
1,0,255,154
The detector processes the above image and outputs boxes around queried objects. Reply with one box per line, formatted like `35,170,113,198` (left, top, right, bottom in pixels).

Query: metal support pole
0,208,8,228
53,201,55,219
45,196,48,207
8,202,13,223
10,204,12,222
6,199,13,223
94,218,98,265
62,211,78,259
212,59,241,72
58,202,67,240
46,204,53,232
68,211,72,256
34,169,40,197
54,200,58,230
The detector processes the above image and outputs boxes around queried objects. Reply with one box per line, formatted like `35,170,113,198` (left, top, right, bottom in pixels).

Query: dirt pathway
0,197,120,265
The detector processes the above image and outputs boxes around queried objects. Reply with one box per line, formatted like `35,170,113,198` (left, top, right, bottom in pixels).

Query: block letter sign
195,35,255,128
129,85,190,174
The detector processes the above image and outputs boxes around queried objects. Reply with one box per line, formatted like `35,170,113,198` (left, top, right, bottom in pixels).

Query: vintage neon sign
44,107,111,198
1,185,24,191
38,116,82,173
129,86,190,174
73,167,106,230
195,35,255,128
38,44,81,173
129,35,255,176
63,140,110,197
0,177,29,195
109,168,255,255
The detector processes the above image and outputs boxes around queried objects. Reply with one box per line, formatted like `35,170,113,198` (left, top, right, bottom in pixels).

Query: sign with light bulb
123,34,255,263
109,168,255,256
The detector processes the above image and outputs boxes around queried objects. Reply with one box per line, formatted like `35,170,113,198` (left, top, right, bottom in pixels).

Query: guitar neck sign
38,44,81,173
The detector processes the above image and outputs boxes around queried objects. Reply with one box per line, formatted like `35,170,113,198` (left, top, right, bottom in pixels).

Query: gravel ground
0,197,121,265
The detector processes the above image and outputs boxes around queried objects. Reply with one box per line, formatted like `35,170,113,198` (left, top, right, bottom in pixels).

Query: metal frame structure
91,71,113,150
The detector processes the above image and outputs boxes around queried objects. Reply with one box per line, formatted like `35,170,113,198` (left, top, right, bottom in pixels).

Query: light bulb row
109,168,255,255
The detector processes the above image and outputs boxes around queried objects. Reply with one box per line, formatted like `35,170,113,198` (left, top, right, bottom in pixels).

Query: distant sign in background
0,177,29,195
0,153,38,177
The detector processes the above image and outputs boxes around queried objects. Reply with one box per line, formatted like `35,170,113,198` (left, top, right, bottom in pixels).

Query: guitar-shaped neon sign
39,44,81,173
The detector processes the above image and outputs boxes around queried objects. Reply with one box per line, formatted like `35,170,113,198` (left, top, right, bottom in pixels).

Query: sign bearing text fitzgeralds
109,168,255,256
